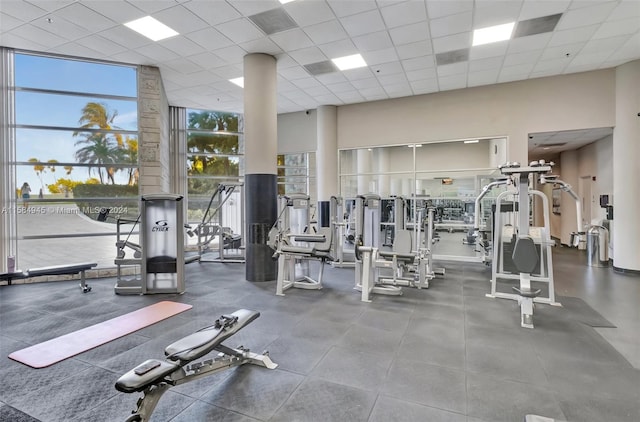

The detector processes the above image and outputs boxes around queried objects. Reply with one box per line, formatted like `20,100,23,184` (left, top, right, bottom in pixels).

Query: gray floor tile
398,333,466,370
368,395,466,422
200,366,303,420
170,400,261,422
405,315,465,344
466,372,566,422
338,323,404,356
382,358,467,414
558,392,640,422
311,345,393,392
0,404,40,422
264,335,332,375
466,341,549,386
270,378,377,422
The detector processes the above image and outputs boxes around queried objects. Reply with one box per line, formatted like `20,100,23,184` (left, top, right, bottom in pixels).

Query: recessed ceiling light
229,77,244,88
472,22,515,46
331,54,367,71
279,0,297,3
124,16,178,41
464,140,479,144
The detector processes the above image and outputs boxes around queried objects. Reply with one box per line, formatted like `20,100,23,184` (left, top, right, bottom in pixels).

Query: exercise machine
355,195,444,302
487,161,583,328
189,182,244,263
472,177,513,264
329,196,356,268
115,309,277,422
115,194,185,295
269,194,334,296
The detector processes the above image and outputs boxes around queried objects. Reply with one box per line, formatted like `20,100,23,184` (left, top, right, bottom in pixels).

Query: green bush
73,183,139,221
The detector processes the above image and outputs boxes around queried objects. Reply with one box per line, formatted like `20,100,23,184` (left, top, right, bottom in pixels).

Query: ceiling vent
248,7,298,35
514,14,562,38
304,60,339,76
436,48,469,66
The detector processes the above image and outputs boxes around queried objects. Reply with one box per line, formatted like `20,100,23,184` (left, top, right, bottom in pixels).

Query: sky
14,53,138,193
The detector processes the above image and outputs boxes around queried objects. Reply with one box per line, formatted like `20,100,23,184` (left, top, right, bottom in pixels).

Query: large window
10,52,138,269
185,109,244,223
277,152,316,201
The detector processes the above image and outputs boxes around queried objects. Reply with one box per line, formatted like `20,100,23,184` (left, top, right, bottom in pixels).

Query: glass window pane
15,54,137,96
187,155,241,177
16,92,137,129
187,131,241,154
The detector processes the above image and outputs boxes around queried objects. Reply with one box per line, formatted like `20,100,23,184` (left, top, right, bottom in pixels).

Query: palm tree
28,157,46,190
73,102,123,183
74,133,119,184
122,136,139,186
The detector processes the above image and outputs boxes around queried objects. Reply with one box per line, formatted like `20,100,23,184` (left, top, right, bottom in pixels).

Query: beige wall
277,109,317,153
337,69,616,163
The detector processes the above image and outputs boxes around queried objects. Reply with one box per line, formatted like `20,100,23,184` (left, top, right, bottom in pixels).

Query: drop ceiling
1,0,639,115
528,126,614,160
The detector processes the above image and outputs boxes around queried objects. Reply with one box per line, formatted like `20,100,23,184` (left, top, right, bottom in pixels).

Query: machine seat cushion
164,309,259,363
512,236,539,274
281,245,315,255
512,286,542,298
115,359,179,393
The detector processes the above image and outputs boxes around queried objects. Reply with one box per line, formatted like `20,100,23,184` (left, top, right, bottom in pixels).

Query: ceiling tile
280,65,313,80
187,52,226,69
284,0,336,26
226,0,281,16
376,72,406,85
317,39,358,58
343,67,376,80
303,19,348,44
360,86,387,97
371,60,404,75
436,48,469,66
340,9,386,37
75,34,129,57
502,50,543,67
388,22,430,45
361,48,399,65
396,40,433,60
216,18,264,44
1,1,48,21
21,1,75,12
469,56,504,71
99,25,151,49
353,30,394,52
518,0,570,21
405,67,437,81
335,90,364,103
241,37,283,55
160,36,207,56
211,45,247,64
126,1,177,14
410,77,439,94
304,85,332,97
152,6,209,35
182,0,242,26
327,81,356,93
469,41,509,60
32,15,91,41
304,60,339,76
314,93,342,104
54,3,117,32
467,68,499,87
532,58,568,74
185,27,234,50
248,7,298,35
384,82,412,96
292,77,324,89
548,24,599,47
556,2,619,30
507,32,553,53
211,64,243,79
426,0,473,20
430,12,473,38
288,46,327,65
0,12,22,31
498,73,528,83
163,57,203,74
351,77,382,89
567,51,612,68
401,55,436,71
327,0,378,18
9,23,67,48
275,54,298,69
315,71,348,84
83,1,145,24
270,28,314,51
438,73,467,90
48,42,104,59
432,32,471,54
593,17,640,40
608,0,640,20
540,42,586,61
380,0,427,28
500,62,535,77
473,1,522,28
581,35,632,55
135,43,179,62
437,61,469,77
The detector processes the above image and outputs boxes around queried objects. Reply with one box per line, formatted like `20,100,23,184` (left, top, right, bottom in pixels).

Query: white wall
337,70,616,163
277,110,316,153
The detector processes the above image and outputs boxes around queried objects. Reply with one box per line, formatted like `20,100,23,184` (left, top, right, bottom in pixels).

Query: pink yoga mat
9,301,192,368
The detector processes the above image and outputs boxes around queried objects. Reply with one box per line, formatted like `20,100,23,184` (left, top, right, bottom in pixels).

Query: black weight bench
0,262,97,293
115,309,277,421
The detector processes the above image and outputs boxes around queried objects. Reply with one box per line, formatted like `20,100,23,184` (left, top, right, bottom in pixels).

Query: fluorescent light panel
464,140,479,144
332,54,367,71
472,22,515,46
124,16,178,41
279,0,297,3
229,77,244,88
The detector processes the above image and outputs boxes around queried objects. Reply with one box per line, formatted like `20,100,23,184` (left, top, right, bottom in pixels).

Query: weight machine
269,194,333,296
354,195,443,302
329,196,356,268
189,182,244,263
487,161,583,328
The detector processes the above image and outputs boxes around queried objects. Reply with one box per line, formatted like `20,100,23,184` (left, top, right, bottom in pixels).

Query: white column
316,105,337,200
613,60,640,272
377,148,390,197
